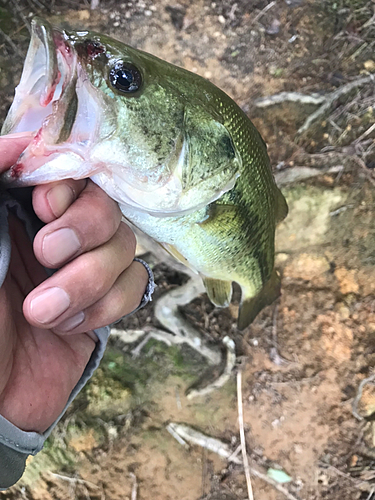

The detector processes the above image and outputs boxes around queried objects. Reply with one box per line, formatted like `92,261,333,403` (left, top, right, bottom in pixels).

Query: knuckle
117,222,137,258
80,254,113,296
112,281,139,317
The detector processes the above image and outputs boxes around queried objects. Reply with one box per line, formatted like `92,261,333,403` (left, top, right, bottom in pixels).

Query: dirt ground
1,1,375,499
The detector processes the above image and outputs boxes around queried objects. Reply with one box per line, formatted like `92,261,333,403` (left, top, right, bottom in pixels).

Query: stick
237,370,255,500
129,472,138,500
254,92,326,108
296,75,375,137
252,1,276,24
352,373,375,420
250,468,301,500
187,336,236,398
166,422,241,463
0,27,24,57
48,472,99,489
270,304,289,365
167,422,302,500
354,122,375,144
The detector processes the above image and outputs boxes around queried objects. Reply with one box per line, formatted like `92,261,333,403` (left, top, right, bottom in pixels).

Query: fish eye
109,61,142,93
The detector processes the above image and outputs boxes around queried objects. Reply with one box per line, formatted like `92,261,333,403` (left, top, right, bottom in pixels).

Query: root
167,423,302,500
253,74,375,139
186,336,236,398
296,75,375,138
254,92,326,108
352,372,375,421
275,150,375,187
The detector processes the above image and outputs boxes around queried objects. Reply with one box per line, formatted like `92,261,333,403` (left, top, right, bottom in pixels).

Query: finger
23,221,136,328
33,180,125,268
0,132,34,171
54,261,149,334
32,179,87,223
8,214,47,295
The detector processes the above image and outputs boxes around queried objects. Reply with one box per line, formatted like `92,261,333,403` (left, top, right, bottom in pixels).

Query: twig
274,165,343,186
168,422,302,500
48,472,99,489
350,155,375,187
0,27,24,57
237,370,255,500
365,489,375,500
250,468,301,500
319,461,375,493
352,373,375,420
277,150,375,187
252,1,276,24
24,0,51,12
354,122,375,144
129,472,138,500
202,447,208,498
9,0,31,32
166,422,190,449
187,336,236,399
270,304,289,366
227,443,242,463
166,422,242,463
254,92,326,108
296,75,375,137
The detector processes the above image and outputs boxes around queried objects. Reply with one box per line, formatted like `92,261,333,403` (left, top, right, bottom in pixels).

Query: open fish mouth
2,17,76,138
1,18,241,218
1,17,104,184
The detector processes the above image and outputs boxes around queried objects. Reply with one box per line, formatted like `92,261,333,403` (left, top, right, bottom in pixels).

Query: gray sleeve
0,191,154,490
0,447,28,490
0,327,111,491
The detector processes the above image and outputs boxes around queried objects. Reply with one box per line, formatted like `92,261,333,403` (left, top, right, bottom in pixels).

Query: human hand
0,133,148,433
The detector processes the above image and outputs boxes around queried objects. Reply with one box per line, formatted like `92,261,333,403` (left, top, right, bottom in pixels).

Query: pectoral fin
238,268,281,330
202,276,233,307
161,243,198,273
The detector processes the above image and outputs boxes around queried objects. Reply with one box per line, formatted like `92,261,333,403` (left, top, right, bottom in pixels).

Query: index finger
0,132,34,172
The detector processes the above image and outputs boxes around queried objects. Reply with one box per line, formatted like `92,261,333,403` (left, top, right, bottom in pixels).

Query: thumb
0,132,34,173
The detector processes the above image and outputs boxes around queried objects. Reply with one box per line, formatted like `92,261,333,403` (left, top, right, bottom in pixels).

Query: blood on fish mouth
1,17,105,185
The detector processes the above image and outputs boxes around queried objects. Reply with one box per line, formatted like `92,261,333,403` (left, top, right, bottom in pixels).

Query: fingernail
30,287,70,324
42,227,81,267
56,311,85,333
47,184,75,217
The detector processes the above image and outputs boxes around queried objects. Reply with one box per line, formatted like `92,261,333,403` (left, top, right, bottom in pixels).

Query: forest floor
1,0,375,499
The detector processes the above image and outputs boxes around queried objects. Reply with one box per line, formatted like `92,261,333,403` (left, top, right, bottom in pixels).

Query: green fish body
1,18,288,329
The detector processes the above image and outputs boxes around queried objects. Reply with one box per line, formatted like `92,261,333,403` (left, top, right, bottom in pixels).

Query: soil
1,1,375,499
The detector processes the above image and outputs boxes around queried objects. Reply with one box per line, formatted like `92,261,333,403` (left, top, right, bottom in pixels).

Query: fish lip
33,17,75,108
1,17,77,137
31,17,60,107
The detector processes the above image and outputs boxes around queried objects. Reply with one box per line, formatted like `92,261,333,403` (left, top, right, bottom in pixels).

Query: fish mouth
2,17,76,137
1,17,104,184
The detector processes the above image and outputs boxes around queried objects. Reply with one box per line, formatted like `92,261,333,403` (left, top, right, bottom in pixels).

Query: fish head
2,18,241,216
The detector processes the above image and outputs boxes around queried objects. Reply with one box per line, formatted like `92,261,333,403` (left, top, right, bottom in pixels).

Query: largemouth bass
1,18,288,329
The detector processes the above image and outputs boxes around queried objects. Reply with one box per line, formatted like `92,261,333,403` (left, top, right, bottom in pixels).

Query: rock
283,253,330,284
357,382,375,419
276,186,345,253
334,267,359,295
364,60,375,72
315,312,353,362
68,429,98,453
